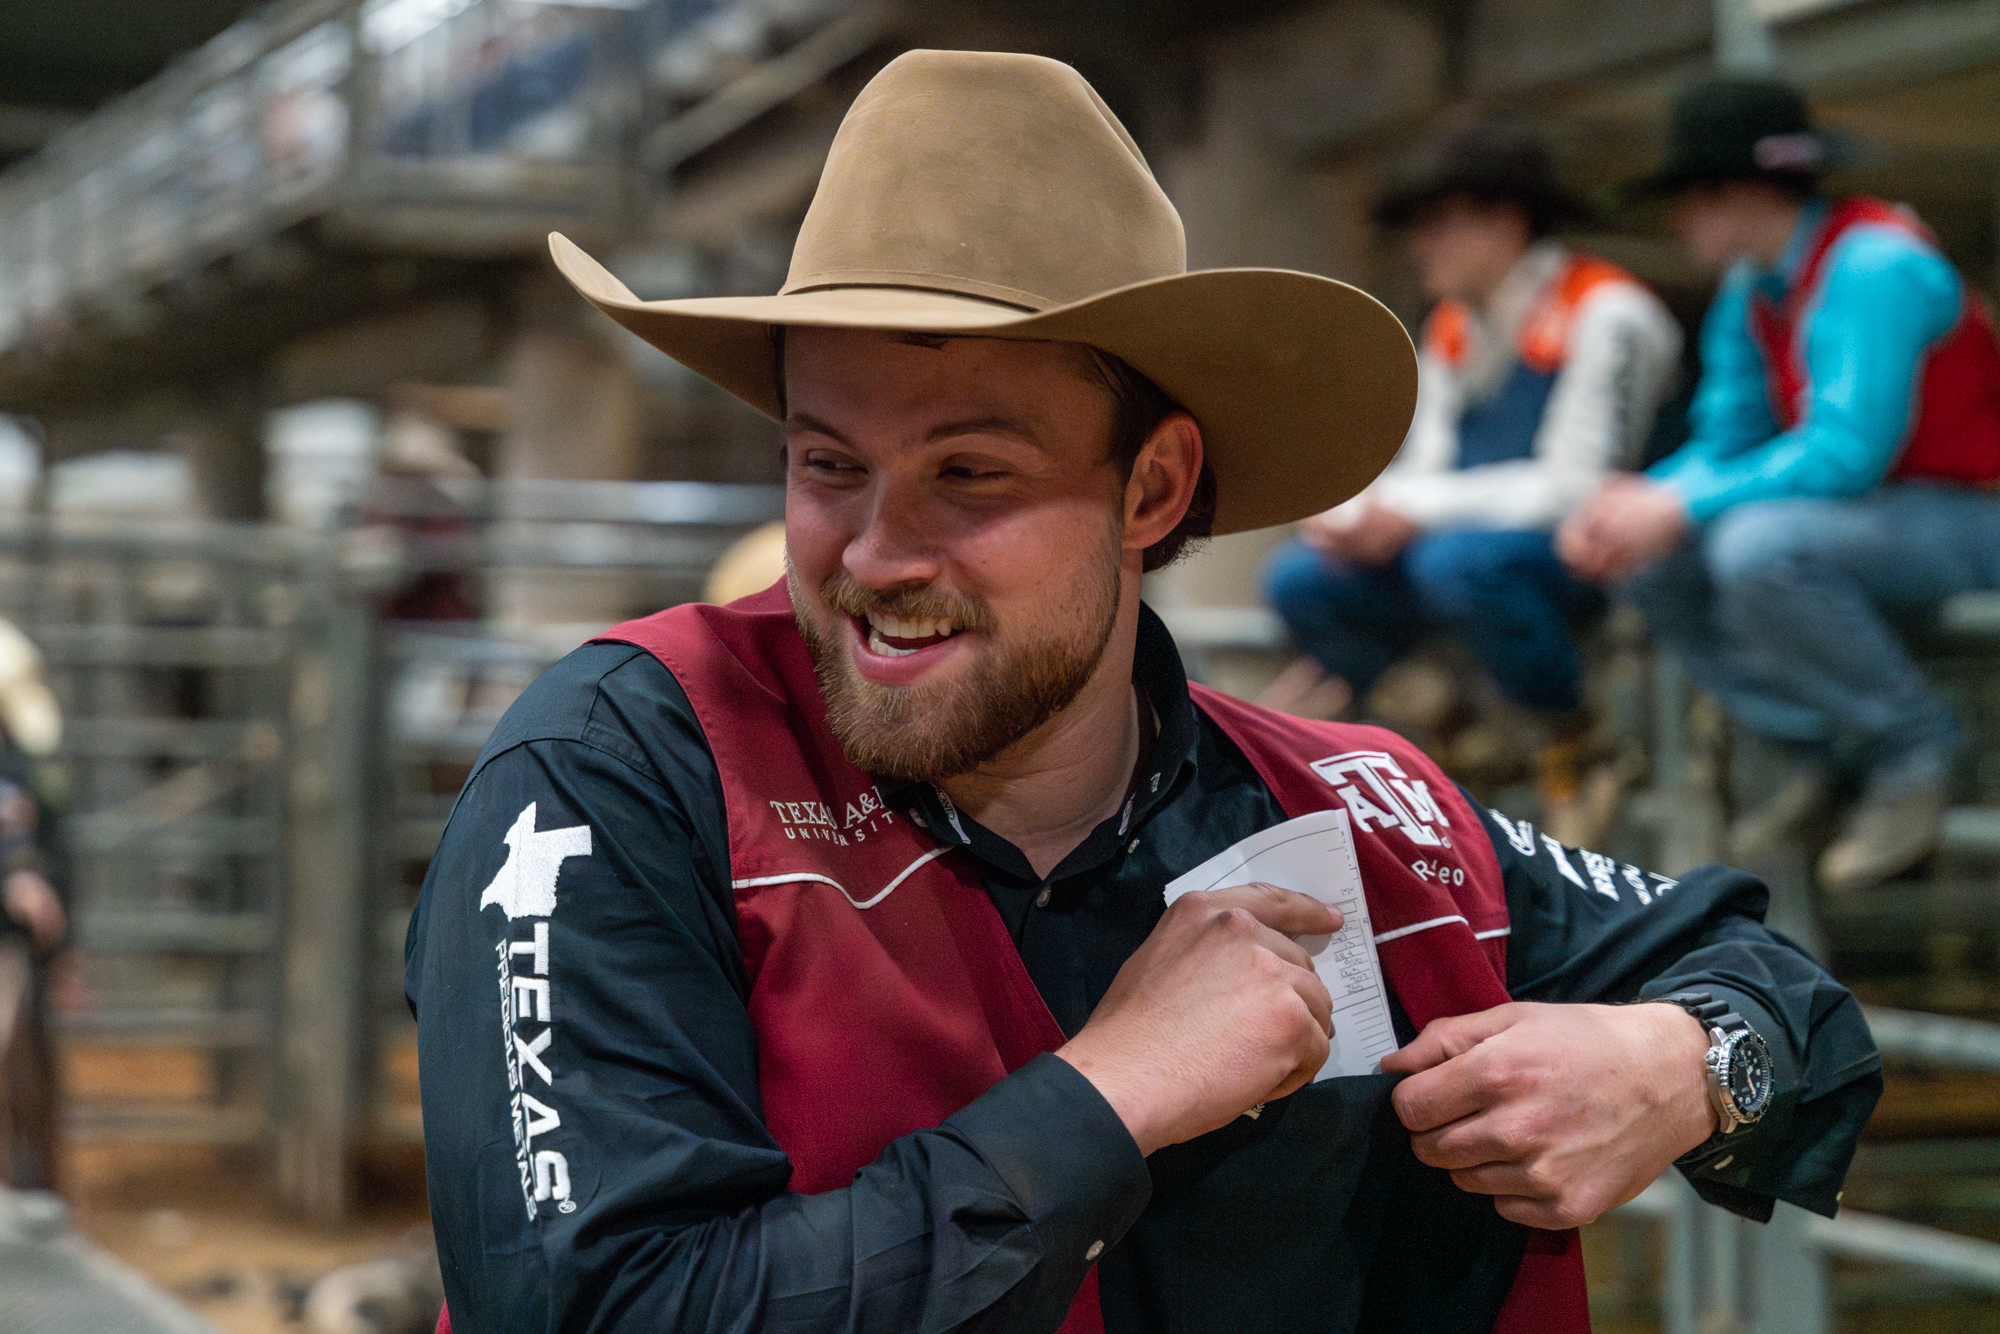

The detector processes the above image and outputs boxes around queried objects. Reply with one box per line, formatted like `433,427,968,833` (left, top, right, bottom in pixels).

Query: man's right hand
1302,503,1416,567
1055,883,1338,1155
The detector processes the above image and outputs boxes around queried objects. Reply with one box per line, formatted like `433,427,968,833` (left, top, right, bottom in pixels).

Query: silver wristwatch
1656,991,1774,1134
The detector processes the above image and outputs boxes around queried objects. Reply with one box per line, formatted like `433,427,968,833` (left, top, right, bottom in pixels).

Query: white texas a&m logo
767,784,898,846
1309,750,1452,848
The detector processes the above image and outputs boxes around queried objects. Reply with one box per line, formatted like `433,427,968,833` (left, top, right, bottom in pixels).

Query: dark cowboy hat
1627,76,1847,198
1373,120,1592,231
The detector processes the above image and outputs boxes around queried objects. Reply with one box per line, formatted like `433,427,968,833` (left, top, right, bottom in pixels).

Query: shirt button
1085,1240,1104,1262
1034,887,1052,908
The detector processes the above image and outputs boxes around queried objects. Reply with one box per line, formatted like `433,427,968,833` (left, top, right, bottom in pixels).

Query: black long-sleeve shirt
405,607,1880,1334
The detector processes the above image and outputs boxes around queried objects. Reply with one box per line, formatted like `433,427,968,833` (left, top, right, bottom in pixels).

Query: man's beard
790,539,1122,783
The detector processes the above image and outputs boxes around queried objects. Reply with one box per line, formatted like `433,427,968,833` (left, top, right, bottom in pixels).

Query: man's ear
1123,411,1203,553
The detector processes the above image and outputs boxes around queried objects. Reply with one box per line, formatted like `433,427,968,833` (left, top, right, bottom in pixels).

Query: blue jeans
1264,529,1605,714
1624,484,2000,785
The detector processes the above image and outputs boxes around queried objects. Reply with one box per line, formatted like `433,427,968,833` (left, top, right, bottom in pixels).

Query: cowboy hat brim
551,234,1416,537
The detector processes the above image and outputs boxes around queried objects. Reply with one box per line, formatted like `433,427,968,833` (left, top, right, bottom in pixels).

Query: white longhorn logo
479,802,592,920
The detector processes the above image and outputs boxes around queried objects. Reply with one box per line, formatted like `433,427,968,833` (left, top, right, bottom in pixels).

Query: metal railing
1611,587,2000,1331
1610,1007,2000,1334
0,481,778,1220
0,0,875,362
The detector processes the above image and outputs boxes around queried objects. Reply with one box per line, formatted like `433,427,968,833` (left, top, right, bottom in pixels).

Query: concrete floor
59,1046,431,1334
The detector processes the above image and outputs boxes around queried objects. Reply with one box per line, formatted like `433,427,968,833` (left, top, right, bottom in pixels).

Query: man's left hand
1380,1001,1718,1229
1558,476,1688,582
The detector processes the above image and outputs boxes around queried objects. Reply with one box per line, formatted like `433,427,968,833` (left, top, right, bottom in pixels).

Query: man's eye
942,465,1005,481
802,456,862,475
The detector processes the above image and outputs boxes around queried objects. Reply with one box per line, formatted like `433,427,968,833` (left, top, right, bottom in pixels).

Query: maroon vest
571,584,1590,1334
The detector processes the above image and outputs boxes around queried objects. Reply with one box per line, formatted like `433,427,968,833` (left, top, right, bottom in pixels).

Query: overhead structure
0,0,893,410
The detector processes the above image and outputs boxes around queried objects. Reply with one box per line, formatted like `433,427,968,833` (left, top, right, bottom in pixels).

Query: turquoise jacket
1651,197,1964,522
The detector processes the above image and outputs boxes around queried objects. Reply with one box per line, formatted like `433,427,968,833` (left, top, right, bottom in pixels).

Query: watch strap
1653,990,1761,1133
1656,990,1741,1036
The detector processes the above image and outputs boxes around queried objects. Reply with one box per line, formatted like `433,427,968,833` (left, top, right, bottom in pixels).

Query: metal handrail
1863,1005,2000,1072
0,0,871,362
1607,1004,2000,1331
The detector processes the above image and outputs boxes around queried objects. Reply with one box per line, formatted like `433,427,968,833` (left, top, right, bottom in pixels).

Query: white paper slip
1163,809,1398,1079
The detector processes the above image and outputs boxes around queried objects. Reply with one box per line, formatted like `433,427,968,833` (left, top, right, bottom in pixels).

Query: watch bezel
1709,1027,1773,1129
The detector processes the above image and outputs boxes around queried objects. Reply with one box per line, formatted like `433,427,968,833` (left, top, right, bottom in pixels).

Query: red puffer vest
1748,196,2000,488
436,585,1589,1334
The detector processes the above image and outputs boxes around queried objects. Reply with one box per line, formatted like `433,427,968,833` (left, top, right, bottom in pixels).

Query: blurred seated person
368,406,483,624
1266,121,1679,805
0,617,65,1190
1561,78,2000,893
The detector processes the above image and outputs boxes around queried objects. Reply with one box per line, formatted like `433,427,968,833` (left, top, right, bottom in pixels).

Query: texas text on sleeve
405,608,1880,1334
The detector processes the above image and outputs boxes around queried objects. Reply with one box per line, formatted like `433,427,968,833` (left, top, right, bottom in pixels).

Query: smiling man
405,50,1878,1334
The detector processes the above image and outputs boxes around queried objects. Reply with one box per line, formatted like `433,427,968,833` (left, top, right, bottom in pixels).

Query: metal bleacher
1593,587,2000,1334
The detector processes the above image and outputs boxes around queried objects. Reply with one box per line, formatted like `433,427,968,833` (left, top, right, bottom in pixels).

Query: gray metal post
1729,734,1826,960
1654,654,1727,875
1660,1175,1701,1334
272,569,378,1223
1714,0,1777,72
1703,1203,1746,1333
1747,1203,1832,1334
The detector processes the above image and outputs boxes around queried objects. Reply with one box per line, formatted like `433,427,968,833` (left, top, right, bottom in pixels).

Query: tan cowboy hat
0,618,59,758
549,49,1416,535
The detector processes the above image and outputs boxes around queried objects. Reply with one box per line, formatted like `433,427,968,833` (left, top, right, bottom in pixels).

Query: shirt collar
1773,195,1831,285
880,602,1201,879
1489,240,1569,335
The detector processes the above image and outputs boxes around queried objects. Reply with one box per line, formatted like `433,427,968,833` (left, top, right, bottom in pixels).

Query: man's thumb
1378,1004,1521,1076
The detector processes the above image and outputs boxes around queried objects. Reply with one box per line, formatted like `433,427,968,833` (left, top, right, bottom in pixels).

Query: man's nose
842,483,941,589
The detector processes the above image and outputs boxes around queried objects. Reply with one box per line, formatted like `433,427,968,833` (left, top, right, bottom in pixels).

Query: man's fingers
1409,1116,1515,1171
1379,1005,1520,1076
1446,1161,1539,1199
1268,997,1335,1101
1202,883,1343,938
1384,1008,1530,1134
1390,1068,1493,1134
1493,1197,1585,1230
1249,920,1315,973
1293,962,1334,1037
1455,1169,1614,1231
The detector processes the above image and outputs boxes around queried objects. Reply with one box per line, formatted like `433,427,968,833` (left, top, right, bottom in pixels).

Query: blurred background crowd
0,0,1996,1331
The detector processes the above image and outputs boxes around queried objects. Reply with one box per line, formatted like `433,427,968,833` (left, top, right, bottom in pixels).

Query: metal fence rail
0,485,778,1220
1606,1008,2000,1332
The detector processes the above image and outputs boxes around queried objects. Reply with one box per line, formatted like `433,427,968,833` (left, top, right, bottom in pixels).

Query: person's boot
1257,657,1354,720
1817,775,1949,894
1531,707,1593,803
1727,769,1827,865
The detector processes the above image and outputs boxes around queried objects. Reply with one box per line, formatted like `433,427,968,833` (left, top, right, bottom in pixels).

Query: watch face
1725,1032,1774,1119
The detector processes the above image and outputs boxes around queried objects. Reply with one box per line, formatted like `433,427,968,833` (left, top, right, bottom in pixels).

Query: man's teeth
868,612,959,639
864,611,959,657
